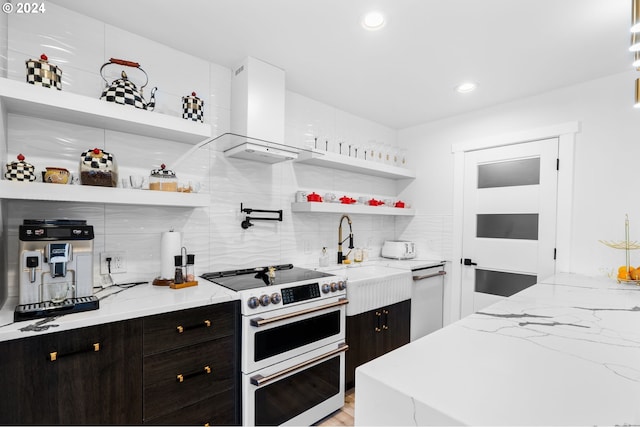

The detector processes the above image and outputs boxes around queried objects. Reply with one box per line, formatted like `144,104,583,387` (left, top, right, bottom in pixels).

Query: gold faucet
338,214,354,264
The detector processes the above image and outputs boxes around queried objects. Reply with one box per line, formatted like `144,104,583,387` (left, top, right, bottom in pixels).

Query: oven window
254,310,341,362
254,355,340,426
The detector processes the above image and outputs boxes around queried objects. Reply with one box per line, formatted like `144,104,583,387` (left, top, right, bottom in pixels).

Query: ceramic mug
44,167,70,184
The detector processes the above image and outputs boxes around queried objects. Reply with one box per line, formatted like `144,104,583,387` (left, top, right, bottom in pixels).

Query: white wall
399,69,640,277
1,4,405,298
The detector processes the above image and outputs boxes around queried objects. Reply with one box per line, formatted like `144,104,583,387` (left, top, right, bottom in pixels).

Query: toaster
381,240,416,259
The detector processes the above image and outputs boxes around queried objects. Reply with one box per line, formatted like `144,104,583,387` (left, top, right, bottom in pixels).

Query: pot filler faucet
337,214,354,264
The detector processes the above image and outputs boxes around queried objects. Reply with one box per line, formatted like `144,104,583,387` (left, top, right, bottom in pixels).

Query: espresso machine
15,219,99,321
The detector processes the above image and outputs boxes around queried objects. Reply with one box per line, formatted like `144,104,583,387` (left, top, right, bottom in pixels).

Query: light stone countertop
0,258,444,343
0,279,239,343
355,272,640,426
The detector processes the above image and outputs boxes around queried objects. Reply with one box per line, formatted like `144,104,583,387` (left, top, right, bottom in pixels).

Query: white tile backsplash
2,3,447,300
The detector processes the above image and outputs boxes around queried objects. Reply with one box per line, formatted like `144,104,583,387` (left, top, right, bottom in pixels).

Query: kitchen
0,0,639,426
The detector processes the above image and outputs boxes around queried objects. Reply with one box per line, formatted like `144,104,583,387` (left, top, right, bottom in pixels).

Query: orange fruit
618,271,631,280
631,270,640,280
619,266,629,274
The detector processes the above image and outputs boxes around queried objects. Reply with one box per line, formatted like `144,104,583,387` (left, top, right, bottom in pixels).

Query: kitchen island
355,273,640,426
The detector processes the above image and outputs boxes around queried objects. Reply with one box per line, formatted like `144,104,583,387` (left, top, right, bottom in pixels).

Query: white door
460,138,558,316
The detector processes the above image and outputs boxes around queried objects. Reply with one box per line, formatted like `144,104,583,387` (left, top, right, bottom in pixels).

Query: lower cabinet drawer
143,390,237,426
143,337,235,420
143,302,237,355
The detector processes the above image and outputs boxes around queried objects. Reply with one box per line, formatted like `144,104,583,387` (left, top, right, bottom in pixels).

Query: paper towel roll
160,231,182,279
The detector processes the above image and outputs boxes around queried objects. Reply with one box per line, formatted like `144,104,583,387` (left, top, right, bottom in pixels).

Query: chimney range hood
224,57,298,163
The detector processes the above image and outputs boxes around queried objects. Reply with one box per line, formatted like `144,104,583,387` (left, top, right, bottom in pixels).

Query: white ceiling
51,0,631,130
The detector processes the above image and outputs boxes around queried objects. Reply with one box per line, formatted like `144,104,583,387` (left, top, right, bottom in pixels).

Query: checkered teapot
99,58,157,111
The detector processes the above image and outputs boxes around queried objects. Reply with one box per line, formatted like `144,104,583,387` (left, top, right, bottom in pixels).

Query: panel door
461,138,558,316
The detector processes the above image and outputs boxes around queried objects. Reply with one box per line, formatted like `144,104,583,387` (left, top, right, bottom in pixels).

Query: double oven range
201,264,348,426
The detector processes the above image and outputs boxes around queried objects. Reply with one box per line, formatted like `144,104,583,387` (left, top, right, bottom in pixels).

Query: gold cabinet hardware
204,320,211,327
176,325,184,333
177,366,212,383
49,342,100,362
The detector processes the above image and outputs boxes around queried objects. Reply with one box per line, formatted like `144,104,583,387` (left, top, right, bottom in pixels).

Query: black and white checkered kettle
99,58,157,111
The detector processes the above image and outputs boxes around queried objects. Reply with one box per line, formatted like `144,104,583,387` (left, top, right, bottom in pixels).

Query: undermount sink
324,264,412,316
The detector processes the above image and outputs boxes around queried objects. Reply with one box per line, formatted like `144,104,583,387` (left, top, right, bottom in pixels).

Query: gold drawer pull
49,342,100,362
176,366,212,383
176,320,211,334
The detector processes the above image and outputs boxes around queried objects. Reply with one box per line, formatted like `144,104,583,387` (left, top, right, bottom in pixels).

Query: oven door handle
413,270,446,281
250,297,349,327
250,342,349,387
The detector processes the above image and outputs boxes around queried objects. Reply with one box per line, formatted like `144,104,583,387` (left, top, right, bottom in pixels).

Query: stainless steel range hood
225,57,298,163
222,135,298,164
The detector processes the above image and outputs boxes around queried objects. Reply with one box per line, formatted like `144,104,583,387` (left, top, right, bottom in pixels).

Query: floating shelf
0,77,211,144
0,181,209,207
291,202,415,216
295,149,416,180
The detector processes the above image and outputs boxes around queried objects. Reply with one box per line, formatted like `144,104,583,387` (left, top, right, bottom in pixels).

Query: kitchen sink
323,264,412,316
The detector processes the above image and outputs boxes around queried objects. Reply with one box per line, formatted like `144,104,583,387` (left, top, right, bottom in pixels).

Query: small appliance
15,219,99,321
381,240,416,259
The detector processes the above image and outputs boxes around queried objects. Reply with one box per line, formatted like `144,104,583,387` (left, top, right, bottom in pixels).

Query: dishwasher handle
413,270,446,281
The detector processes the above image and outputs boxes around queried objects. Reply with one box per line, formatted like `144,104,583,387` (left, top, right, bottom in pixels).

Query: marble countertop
0,279,239,343
355,273,640,426
0,258,444,343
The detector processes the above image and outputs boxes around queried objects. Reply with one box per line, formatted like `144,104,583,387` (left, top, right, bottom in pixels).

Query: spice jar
149,163,177,192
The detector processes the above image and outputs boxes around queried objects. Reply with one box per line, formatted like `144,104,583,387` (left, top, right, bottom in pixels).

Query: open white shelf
0,180,209,207
291,202,415,216
295,149,416,180
0,77,211,144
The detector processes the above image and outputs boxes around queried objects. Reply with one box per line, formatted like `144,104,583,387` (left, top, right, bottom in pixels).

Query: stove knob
270,293,282,304
247,296,260,309
321,283,331,294
338,280,346,291
259,294,271,307
330,282,338,292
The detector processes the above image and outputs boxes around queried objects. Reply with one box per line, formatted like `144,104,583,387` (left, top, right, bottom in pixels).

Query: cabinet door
0,319,143,425
345,300,411,389
345,310,379,389
381,299,411,353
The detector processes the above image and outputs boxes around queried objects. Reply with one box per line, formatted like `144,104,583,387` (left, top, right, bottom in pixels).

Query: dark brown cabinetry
0,301,241,426
345,299,411,389
0,319,143,425
142,301,241,426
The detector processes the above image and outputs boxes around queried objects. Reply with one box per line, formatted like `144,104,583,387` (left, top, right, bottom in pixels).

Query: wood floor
315,388,355,426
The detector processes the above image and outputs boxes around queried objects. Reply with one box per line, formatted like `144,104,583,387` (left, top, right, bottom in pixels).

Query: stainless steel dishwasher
410,264,446,341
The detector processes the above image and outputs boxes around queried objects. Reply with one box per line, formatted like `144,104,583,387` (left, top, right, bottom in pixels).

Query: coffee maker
15,219,99,321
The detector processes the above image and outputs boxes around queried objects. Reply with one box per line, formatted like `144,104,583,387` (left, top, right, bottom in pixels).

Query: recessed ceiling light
455,82,477,93
362,11,385,30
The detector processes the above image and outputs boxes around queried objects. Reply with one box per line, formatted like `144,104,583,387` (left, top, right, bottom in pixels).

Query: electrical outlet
100,252,127,274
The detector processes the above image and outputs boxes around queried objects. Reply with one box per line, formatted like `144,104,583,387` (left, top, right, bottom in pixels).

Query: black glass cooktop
201,264,333,291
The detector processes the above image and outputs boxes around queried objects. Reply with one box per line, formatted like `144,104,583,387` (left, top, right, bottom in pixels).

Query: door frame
449,121,579,322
